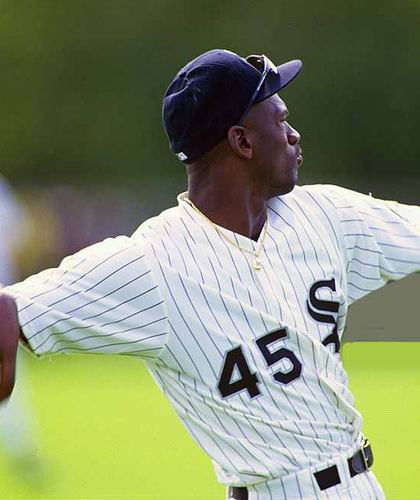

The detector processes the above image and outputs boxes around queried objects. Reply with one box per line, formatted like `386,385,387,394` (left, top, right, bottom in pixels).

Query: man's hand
0,293,20,402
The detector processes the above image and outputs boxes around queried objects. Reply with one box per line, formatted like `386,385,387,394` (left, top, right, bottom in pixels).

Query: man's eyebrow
277,108,289,119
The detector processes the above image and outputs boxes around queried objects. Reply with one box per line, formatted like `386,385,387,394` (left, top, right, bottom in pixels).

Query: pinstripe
35,297,164,351
167,352,286,480
153,241,287,474
179,215,197,244
348,281,378,293
26,271,155,342
260,238,326,459
215,252,291,439
210,290,304,466
279,476,288,499
174,276,282,473
177,374,258,474
262,239,334,460
347,244,420,265
256,252,284,319
266,230,336,443
265,482,274,500
379,255,420,265
232,234,271,314
79,286,162,322
20,250,144,328
285,193,343,283
272,199,345,435
54,332,166,354
370,225,419,237
193,275,297,470
17,256,88,312
359,208,412,224
309,471,320,498
156,259,218,378
344,232,375,238
130,352,160,359
362,472,375,499
352,471,366,500
9,185,418,495
255,312,309,461
152,369,242,472
61,268,153,314
346,244,382,255
37,245,140,310
303,190,342,258
159,231,174,268
294,472,304,499
340,218,364,223
182,206,224,270
350,256,406,275
216,278,301,470
51,317,167,353
348,269,381,281
366,471,382,498
235,311,299,468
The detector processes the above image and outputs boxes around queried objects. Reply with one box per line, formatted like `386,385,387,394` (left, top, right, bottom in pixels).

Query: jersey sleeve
4,235,169,358
314,185,420,305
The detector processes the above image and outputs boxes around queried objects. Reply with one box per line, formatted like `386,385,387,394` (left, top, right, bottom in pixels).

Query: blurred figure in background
0,175,27,284
0,175,42,482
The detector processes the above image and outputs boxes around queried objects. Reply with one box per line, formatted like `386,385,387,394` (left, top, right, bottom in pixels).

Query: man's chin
269,178,298,198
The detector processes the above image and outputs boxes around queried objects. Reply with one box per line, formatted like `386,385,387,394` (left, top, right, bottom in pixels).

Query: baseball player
0,49,419,499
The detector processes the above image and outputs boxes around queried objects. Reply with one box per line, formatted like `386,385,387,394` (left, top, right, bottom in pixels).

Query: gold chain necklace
183,196,268,271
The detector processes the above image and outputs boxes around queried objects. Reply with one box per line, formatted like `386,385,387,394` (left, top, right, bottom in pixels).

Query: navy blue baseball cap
162,49,302,164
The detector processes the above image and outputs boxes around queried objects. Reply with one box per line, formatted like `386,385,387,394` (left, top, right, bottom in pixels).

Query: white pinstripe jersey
6,184,420,487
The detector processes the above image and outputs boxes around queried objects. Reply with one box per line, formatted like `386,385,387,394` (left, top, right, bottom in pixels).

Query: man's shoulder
131,203,185,244
267,184,363,227
269,184,343,207
294,183,352,198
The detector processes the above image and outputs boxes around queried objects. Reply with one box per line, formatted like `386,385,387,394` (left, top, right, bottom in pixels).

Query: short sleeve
311,185,420,305
4,235,169,358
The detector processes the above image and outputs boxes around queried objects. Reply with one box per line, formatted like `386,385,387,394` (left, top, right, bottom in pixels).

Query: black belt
314,438,373,491
228,439,374,500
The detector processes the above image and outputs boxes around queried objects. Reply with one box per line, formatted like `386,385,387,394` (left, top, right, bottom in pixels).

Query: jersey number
217,329,302,399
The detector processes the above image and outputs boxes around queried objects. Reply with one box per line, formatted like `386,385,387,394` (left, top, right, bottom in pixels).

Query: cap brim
255,59,302,103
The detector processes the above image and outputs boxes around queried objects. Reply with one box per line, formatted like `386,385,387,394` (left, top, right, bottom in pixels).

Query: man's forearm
0,293,21,401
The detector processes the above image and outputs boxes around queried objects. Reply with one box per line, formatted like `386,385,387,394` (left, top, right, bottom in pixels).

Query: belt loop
228,486,248,500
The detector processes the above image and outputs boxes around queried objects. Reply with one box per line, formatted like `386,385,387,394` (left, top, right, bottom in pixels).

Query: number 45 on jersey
217,328,302,399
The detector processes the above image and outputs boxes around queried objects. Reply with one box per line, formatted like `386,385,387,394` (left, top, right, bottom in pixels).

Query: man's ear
227,125,253,160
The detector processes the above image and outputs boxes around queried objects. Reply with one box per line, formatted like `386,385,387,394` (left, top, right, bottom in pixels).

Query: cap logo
176,152,188,161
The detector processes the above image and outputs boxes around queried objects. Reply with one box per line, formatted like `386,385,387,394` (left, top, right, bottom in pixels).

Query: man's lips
296,151,304,166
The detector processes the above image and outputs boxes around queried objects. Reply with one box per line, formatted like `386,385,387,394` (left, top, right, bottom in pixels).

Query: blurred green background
0,1,419,498
1,0,419,196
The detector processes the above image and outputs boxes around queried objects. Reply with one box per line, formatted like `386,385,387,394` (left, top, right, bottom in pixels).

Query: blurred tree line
0,0,419,199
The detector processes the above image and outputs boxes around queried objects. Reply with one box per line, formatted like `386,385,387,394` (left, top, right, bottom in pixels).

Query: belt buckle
351,437,371,474
360,437,371,471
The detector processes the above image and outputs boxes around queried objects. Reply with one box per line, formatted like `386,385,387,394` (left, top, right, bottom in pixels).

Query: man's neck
187,166,268,242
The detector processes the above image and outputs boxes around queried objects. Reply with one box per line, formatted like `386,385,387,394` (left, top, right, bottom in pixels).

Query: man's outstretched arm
0,293,20,402
3,236,168,359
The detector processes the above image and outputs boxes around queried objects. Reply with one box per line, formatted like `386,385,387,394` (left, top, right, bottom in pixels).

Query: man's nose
287,124,300,145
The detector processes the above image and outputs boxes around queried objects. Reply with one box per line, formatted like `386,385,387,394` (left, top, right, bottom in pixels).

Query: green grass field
0,343,419,499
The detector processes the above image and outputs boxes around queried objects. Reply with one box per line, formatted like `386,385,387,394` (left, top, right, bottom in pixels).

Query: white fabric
5,184,420,492
7,235,169,357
